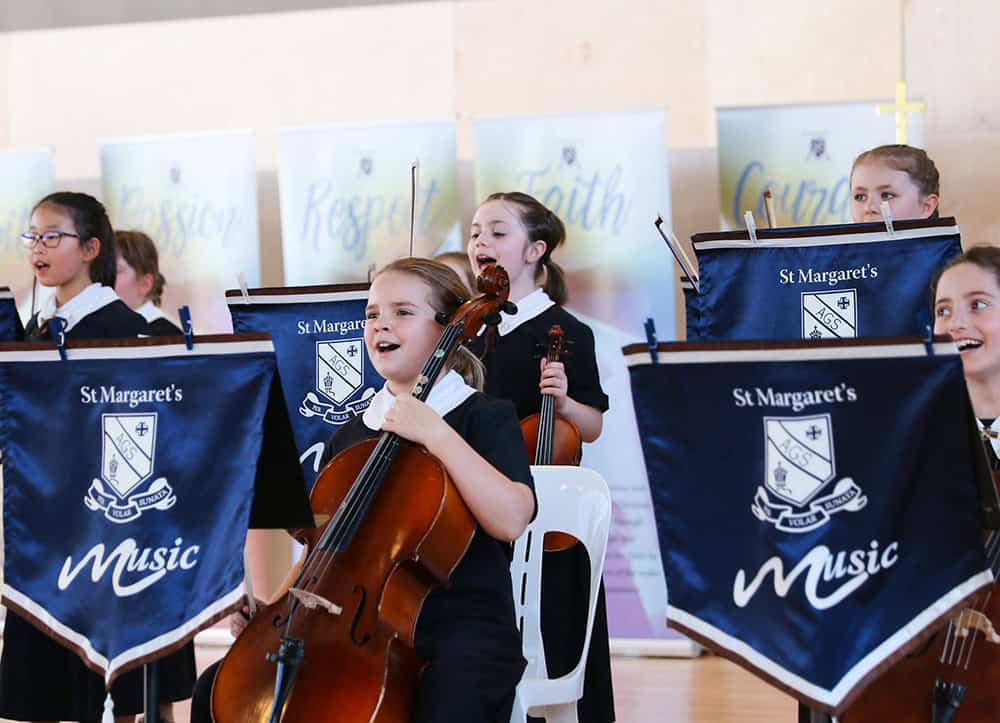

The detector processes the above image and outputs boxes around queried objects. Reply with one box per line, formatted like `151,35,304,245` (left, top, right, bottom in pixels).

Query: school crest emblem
300,338,375,426
763,415,834,507
808,136,828,160
802,289,857,340
316,339,363,404
85,413,176,524
102,413,157,497
752,414,867,533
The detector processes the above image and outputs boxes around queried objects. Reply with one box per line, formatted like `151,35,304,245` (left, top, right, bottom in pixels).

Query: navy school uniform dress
189,372,534,723
471,289,614,723
0,284,198,721
136,301,183,337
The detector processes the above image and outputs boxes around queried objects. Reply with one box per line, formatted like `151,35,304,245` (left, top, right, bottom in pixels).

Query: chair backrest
510,465,612,685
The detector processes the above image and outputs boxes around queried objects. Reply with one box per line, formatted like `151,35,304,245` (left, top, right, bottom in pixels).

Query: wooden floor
610,655,796,722
0,645,797,722
163,649,797,723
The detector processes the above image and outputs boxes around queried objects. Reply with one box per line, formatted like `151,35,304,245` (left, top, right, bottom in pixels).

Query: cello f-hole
350,585,372,646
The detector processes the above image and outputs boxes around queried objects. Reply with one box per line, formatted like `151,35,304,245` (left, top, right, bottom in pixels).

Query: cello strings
944,530,1000,667
288,425,405,602
954,531,1000,669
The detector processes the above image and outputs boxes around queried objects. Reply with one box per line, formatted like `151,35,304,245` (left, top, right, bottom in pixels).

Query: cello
519,324,583,552
839,446,1000,723
211,265,514,723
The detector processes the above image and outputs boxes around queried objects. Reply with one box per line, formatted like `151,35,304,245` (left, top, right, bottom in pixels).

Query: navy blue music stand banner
0,335,293,686
624,338,992,713
685,218,961,341
0,287,23,341
227,284,382,484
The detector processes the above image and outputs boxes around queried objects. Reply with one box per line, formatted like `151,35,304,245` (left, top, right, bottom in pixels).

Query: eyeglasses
20,231,81,249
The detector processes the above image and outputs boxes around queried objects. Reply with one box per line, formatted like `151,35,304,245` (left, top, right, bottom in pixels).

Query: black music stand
142,375,313,723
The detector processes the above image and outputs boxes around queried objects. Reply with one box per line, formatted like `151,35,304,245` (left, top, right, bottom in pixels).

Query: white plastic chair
509,465,612,723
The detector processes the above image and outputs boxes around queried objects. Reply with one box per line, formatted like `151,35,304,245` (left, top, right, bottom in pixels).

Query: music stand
143,375,313,723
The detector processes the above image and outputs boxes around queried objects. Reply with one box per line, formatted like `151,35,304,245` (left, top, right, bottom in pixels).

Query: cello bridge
954,608,1000,644
289,587,343,616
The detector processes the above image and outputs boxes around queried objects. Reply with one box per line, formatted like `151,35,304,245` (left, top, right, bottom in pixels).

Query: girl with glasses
0,192,196,723
19,192,149,341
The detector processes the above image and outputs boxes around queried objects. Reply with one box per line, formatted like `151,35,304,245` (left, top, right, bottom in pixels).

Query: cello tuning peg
500,301,517,315
435,312,450,325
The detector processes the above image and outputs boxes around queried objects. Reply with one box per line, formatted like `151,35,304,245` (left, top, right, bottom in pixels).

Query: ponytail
541,257,568,306
452,345,486,390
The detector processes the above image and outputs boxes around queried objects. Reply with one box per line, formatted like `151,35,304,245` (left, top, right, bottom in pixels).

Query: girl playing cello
192,258,535,722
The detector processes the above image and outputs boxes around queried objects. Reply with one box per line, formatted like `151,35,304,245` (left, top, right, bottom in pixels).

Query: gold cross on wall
876,80,926,144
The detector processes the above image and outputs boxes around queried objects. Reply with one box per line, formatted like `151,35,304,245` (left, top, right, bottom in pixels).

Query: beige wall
0,0,995,590
2,0,991,272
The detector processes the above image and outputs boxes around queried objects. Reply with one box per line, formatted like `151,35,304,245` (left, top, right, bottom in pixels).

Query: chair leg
540,702,580,723
508,689,528,723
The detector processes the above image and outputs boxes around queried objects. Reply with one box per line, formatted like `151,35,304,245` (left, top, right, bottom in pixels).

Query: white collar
362,370,477,431
977,417,1000,461
37,283,120,333
136,301,166,324
498,288,554,336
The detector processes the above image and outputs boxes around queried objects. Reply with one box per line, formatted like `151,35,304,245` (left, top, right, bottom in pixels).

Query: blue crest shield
101,413,157,499
315,339,364,405
764,414,835,507
802,289,858,339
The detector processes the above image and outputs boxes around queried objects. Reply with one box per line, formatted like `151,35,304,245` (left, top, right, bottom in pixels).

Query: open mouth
474,254,496,270
375,341,400,353
33,261,50,273
955,338,984,352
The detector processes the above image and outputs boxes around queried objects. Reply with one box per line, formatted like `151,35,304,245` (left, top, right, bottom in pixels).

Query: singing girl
468,191,614,723
0,192,196,723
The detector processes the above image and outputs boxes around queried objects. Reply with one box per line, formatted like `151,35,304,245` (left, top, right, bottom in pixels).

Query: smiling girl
933,247,1000,427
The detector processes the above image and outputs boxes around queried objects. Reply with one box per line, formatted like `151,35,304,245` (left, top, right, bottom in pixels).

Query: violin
839,465,1000,723
211,265,513,723
519,324,583,552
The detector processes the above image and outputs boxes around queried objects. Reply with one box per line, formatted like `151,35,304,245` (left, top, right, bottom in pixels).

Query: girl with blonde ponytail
190,256,535,723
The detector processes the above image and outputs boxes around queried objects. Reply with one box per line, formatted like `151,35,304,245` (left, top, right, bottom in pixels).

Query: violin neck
316,322,465,554
534,394,555,466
